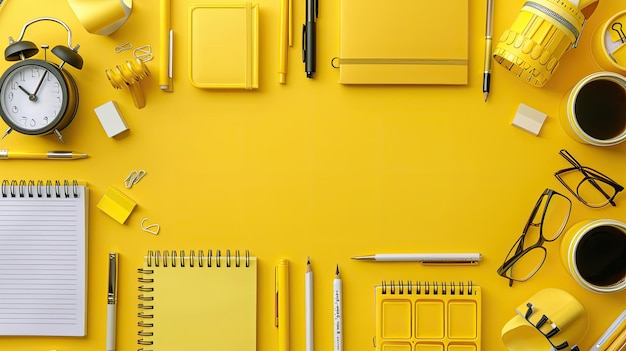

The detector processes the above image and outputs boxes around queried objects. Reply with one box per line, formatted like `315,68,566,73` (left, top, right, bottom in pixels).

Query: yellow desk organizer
375,281,481,351
188,3,259,89
493,0,599,87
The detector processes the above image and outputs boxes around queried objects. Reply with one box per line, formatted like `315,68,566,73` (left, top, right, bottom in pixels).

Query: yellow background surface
1,0,626,350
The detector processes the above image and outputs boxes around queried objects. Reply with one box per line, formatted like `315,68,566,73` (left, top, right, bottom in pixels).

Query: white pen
352,253,482,264
106,253,118,351
305,257,313,351
333,265,342,351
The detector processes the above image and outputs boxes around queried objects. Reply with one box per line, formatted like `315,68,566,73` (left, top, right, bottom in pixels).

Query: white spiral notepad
0,180,88,336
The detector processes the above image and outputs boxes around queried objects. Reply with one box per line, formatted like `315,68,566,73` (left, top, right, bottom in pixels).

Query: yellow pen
276,259,289,351
0,150,87,160
159,0,173,91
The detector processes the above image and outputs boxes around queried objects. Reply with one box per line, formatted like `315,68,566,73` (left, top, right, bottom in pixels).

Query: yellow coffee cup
560,72,626,146
560,219,626,293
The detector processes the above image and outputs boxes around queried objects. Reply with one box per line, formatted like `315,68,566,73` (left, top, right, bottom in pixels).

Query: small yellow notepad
137,250,257,351
188,3,259,89
338,0,468,85
375,281,481,351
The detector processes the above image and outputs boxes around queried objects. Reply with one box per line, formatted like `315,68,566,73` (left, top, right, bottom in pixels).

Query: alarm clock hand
17,85,32,97
30,70,48,101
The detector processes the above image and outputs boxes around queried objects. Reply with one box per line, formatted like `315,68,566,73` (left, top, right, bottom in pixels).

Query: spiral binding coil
380,280,474,295
137,249,251,350
1,179,80,198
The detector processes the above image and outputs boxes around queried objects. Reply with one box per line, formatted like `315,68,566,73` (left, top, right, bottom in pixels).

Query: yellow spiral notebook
338,0,469,85
375,281,481,351
137,249,257,351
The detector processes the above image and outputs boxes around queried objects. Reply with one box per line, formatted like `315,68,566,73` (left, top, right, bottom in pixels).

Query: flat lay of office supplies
4,0,626,350
375,281,482,351
137,250,257,350
0,179,88,336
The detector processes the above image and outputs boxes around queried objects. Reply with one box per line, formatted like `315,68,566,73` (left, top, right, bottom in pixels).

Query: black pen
302,0,318,78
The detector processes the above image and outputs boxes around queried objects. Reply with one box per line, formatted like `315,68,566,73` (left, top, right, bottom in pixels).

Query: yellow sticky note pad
97,186,137,224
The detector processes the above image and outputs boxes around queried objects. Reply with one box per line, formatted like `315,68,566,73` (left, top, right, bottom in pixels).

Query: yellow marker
275,259,289,351
159,0,173,91
278,0,292,84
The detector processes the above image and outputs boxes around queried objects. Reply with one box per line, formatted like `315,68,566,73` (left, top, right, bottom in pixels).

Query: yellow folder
338,0,468,85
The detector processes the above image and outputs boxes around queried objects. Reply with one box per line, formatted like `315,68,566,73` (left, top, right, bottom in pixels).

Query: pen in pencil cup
305,257,313,351
333,265,342,351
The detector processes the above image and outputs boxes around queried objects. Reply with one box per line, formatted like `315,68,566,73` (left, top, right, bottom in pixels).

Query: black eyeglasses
555,149,623,208
522,302,580,350
497,189,572,286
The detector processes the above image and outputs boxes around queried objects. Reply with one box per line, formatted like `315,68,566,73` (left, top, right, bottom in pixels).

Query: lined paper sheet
0,181,88,336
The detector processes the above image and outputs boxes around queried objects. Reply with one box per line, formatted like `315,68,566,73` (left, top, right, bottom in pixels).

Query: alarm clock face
0,60,68,135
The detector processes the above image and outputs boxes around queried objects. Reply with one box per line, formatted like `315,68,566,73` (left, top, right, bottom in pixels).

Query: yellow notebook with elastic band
375,281,481,351
188,3,259,89
338,0,468,85
137,249,257,351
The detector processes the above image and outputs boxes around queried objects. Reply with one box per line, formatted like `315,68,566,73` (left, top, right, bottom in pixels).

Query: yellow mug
560,219,626,293
559,72,626,146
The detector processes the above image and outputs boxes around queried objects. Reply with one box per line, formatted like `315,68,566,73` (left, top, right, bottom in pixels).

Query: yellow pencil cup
493,0,598,87
560,219,626,293
591,10,626,73
559,72,626,146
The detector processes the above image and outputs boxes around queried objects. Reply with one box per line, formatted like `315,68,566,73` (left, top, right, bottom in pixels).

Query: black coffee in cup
575,225,626,286
574,79,626,140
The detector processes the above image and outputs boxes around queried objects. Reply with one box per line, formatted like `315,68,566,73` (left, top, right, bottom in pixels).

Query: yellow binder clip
105,58,150,109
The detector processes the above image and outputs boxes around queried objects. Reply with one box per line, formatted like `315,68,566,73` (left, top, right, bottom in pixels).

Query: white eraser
94,101,129,137
512,103,548,136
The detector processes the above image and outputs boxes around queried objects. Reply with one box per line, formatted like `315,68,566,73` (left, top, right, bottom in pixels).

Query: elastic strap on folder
337,58,468,66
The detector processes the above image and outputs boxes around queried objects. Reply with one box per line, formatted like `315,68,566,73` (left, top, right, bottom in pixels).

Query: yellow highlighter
275,259,290,351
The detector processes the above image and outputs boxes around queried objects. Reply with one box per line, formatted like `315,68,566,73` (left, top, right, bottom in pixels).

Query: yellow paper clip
133,45,153,62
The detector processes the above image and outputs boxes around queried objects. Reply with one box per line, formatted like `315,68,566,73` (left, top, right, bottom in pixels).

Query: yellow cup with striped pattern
493,0,598,87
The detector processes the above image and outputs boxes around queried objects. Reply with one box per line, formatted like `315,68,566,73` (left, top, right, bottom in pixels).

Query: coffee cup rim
568,219,626,293
567,72,626,145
